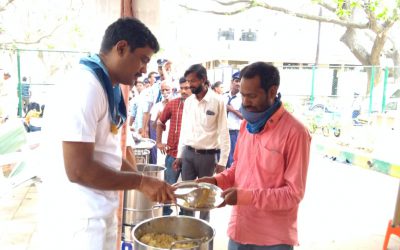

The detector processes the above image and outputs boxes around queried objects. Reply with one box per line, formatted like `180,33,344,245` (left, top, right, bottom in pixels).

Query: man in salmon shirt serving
198,62,311,250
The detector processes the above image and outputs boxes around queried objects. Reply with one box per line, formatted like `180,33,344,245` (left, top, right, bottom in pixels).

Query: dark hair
100,17,159,54
211,81,222,90
179,76,187,84
240,62,280,93
22,76,27,82
148,71,157,78
134,80,144,86
184,64,209,85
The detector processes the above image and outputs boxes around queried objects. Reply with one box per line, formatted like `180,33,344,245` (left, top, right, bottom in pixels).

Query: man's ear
269,85,278,98
115,40,128,56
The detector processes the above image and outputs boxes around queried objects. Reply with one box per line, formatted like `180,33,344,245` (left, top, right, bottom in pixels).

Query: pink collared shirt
215,105,311,246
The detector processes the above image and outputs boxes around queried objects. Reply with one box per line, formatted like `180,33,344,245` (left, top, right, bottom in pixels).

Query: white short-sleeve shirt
223,92,242,131
41,66,122,218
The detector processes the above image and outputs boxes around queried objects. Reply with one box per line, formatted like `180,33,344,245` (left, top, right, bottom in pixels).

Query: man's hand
139,176,176,203
142,127,149,138
226,104,235,112
151,121,157,130
157,143,169,155
173,158,182,171
221,187,238,205
215,164,225,174
196,176,217,185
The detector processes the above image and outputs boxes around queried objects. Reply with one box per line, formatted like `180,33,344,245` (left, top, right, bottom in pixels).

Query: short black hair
148,71,157,78
184,64,208,84
179,76,187,84
240,62,280,93
100,17,159,54
134,80,144,86
211,81,222,90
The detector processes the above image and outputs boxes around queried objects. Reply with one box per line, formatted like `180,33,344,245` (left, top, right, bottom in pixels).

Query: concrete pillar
132,0,161,38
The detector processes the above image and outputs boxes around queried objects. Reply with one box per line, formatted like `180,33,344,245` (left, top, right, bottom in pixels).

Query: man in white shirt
39,18,175,250
223,71,243,168
174,64,230,221
129,79,146,133
149,81,171,164
140,71,160,139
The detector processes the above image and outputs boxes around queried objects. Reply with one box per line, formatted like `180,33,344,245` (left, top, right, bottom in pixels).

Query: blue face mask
240,93,282,134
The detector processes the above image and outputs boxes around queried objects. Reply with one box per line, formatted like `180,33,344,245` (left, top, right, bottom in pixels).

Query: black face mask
191,84,203,95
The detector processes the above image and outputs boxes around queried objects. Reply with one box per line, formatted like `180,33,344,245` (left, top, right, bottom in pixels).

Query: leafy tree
179,0,400,93
0,0,84,50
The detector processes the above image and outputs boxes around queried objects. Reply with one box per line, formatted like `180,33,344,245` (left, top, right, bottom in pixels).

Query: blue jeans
228,239,293,250
227,130,239,168
163,155,181,215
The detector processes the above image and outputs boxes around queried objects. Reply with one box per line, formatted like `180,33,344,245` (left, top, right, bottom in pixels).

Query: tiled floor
0,182,40,250
1,154,400,249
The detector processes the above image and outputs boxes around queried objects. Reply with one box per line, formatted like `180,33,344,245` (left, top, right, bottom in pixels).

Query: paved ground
1,151,400,249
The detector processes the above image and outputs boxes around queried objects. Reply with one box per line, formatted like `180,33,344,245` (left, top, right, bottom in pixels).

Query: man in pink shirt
199,62,311,250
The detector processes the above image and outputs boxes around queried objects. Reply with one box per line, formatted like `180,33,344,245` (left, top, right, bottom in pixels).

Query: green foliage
283,102,294,113
332,0,398,21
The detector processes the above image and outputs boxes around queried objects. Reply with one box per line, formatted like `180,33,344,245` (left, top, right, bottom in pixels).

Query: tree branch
261,2,368,29
179,1,370,29
179,3,253,15
212,0,251,6
0,0,15,12
340,28,369,65
317,1,337,13
0,22,64,46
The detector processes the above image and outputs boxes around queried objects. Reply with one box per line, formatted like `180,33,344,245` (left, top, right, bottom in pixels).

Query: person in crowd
21,76,31,115
173,64,230,222
148,80,172,164
141,71,160,138
143,77,151,88
198,62,311,250
129,79,146,133
211,81,224,95
223,71,243,168
156,76,192,215
39,17,175,250
352,92,362,125
1,72,18,119
148,71,158,86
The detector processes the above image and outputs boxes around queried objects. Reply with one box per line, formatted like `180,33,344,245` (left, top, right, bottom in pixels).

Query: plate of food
173,181,224,211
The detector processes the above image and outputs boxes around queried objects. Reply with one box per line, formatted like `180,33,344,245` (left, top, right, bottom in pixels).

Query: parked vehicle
306,104,341,137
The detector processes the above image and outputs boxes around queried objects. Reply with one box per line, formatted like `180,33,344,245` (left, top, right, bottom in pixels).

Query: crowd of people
0,72,46,131
37,17,311,250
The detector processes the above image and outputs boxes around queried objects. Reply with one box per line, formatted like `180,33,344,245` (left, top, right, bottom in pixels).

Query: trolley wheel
333,128,341,137
322,126,330,137
309,124,317,134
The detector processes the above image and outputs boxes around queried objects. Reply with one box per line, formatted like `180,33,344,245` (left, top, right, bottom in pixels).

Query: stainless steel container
132,216,215,250
123,164,166,239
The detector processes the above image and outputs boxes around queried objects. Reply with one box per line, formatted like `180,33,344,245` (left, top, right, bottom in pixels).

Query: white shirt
177,89,230,166
40,66,121,218
141,82,161,112
131,92,146,131
223,91,242,130
150,99,166,121
150,99,170,142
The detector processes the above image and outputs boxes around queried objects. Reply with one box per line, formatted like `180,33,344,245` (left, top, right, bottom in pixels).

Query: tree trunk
365,67,381,95
340,27,389,94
